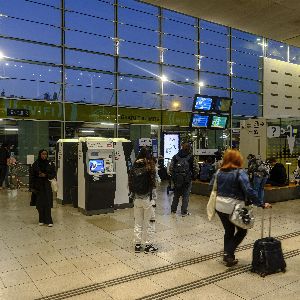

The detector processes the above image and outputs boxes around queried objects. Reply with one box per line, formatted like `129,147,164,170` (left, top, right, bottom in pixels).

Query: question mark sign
272,127,276,137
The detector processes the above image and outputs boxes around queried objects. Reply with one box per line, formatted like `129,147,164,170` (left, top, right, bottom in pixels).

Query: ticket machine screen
89,159,105,173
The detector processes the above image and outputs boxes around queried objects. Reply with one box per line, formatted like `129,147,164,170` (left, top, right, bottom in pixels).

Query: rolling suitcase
251,209,286,277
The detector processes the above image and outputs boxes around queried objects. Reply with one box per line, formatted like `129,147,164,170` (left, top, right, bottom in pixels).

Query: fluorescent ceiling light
101,122,114,126
5,128,18,131
81,130,94,133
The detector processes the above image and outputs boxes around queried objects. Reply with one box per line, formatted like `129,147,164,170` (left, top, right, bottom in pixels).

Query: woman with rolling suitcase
208,149,271,267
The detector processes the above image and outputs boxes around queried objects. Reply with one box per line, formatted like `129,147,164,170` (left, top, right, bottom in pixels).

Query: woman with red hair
211,149,271,267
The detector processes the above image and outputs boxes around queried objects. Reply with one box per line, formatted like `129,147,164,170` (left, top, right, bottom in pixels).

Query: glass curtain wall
1,0,300,137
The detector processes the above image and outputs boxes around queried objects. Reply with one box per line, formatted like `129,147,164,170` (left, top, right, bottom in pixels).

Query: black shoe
181,212,191,217
144,244,158,254
171,210,176,214
223,254,238,267
135,244,142,253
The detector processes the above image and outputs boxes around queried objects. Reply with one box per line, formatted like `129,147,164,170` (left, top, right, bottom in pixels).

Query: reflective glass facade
0,0,300,122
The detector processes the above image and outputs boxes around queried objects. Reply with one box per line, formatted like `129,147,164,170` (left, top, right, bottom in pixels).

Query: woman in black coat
29,149,56,227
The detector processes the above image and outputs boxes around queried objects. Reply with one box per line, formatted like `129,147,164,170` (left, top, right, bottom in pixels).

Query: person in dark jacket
210,149,271,267
0,143,10,189
170,143,199,216
29,149,56,227
267,158,287,186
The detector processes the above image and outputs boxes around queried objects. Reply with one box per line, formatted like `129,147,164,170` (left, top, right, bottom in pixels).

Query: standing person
0,143,10,189
211,149,271,267
129,147,157,253
170,143,199,217
267,158,287,186
29,150,56,227
249,156,270,205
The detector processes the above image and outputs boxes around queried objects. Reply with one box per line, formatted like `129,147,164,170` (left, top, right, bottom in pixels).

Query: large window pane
201,57,228,74
119,7,158,29
163,95,193,111
119,59,159,77
0,17,60,44
232,38,263,56
65,31,113,54
289,46,300,65
65,0,114,19
201,29,228,47
201,43,228,61
200,20,228,34
119,77,158,94
119,24,158,46
65,12,114,37
118,0,157,14
200,72,229,89
121,42,157,62
163,66,197,83
232,92,260,116
232,78,261,93
163,82,194,98
267,40,288,62
66,50,113,71
1,38,60,64
200,87,229,98
232,50,260,68
164,50,195,68
233,64,261,81
66,70,114,104
119,91,159,109
0,62,60,100
1,0,60,25
163,35,196,53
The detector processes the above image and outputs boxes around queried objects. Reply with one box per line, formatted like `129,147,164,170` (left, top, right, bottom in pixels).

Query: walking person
210,149,271,267
29,149,56,227
170,143,199,216
129,147,158,253
0,143,10,189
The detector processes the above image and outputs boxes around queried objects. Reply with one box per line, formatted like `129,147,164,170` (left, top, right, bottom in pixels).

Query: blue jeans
253,176,267,205
171,182,192,214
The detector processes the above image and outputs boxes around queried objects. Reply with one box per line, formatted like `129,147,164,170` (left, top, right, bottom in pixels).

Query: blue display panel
191,114,209,128
194,96,213,111
89,159,105,173
211,116,228,129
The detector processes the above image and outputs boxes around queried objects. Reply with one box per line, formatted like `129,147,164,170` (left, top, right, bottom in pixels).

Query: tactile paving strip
36,230,300,300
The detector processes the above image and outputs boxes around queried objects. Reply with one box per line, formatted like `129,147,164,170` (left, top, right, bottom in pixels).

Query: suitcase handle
261,207,272,238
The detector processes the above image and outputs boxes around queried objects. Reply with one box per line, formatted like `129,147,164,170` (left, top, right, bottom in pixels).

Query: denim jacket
210,168,261,206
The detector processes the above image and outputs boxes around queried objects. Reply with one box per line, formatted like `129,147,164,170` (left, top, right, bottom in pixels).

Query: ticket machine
56,139,78,207
78,137,116,215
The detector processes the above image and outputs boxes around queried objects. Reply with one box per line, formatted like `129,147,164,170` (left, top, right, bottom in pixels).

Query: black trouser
37,206,53,224
217,210,247,257
0,165,8,187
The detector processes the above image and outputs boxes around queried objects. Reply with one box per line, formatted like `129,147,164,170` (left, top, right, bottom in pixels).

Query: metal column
61,0,66,139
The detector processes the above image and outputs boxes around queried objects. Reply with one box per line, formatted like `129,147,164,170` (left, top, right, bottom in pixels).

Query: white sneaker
48,224,53,227
39,223,44,226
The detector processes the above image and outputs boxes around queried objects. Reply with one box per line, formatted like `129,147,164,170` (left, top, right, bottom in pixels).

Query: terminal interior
0,0,300,299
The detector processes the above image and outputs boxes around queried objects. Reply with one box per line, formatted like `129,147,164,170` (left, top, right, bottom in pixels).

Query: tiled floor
0,185,299,300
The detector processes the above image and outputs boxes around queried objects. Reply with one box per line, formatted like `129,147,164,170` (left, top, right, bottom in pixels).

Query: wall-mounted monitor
89,159,105,173
191,114,209,128
214,98,232,113
193,96,213,111
210,115,228,129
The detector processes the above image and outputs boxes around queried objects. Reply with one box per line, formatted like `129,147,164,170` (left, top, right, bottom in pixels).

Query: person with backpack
267,158,287,186
199,156,215,182
129,147,157,254
170,143,199,217
249,156,270,205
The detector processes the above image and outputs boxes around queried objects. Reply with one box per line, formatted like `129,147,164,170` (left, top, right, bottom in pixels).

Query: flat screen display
163,134,180,167
89,159,105,173
214,98,231,113
194,96,213,111
191,114,209,128
211,116,228,129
